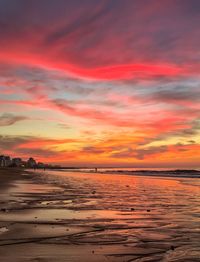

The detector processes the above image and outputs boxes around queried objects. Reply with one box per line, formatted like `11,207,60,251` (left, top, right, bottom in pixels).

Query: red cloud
0,0,199,81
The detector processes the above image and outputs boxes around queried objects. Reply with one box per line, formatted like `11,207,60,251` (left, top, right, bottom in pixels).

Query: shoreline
45,168,200,179
97,169,200,178
1,166,200,179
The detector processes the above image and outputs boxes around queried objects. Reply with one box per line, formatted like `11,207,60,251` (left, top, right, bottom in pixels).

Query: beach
0,168,200,262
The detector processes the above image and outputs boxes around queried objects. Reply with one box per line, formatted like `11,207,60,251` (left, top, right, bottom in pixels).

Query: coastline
98,169,200,178
52,168,200,179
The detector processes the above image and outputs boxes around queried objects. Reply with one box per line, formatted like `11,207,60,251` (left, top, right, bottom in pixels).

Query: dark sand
0,168,200,262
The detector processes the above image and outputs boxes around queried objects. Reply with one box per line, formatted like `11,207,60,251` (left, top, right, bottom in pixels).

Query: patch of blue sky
0,92,26,100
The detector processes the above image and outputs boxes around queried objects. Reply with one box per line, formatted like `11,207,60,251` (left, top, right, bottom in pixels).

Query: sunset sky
0,0,199,167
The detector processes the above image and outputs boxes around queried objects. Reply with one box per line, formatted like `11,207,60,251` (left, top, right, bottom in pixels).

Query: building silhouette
0,155,12,167
12,158,22,167
27,157,37,168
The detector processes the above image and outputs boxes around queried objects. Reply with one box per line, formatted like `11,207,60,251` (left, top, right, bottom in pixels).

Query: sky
0,0,199,167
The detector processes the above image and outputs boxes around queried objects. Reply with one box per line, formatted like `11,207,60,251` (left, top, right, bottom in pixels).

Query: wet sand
0,168,200,262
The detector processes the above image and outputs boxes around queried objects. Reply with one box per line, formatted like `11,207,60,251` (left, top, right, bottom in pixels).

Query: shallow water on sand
0,170,200,261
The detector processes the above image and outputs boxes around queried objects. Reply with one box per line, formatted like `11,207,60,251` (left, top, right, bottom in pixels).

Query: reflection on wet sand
0,170,200,261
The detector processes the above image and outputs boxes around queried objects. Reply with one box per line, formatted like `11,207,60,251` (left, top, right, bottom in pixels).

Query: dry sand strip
0,167,35,188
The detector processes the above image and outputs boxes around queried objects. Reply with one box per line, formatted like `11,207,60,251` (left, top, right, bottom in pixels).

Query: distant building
0,154,48,169
0,155,12,167
5,156,12,167
37,162,45,168
12,158,22,167
27,157,37,168
0,155,5,167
